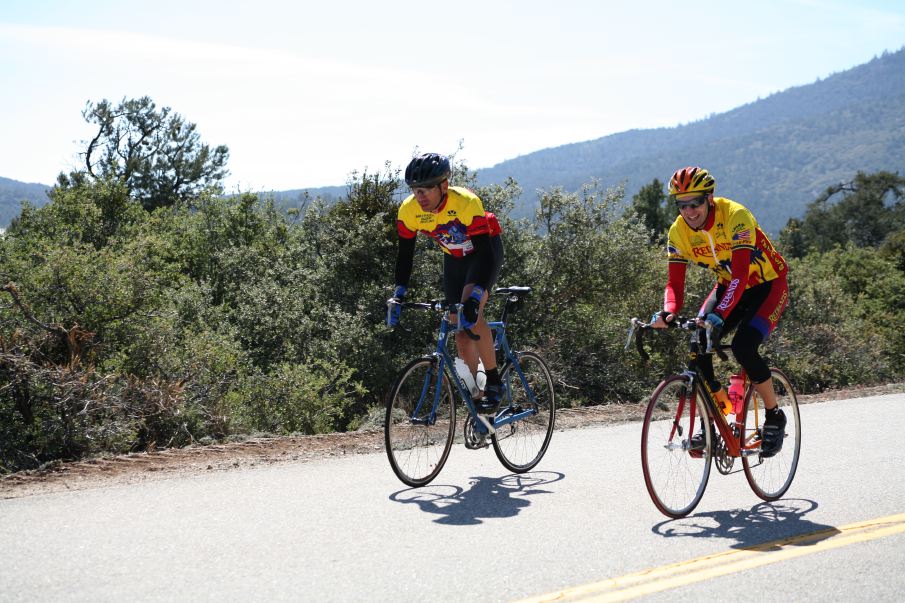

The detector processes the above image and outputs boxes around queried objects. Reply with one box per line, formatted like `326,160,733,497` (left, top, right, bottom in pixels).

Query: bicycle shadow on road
389,471,564,525
650,499,841,549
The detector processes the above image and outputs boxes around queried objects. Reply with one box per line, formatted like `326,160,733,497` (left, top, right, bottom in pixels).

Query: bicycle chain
463,416,490,449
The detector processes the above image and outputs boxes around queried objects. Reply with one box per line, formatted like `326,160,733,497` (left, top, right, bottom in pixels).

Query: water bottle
713,387,733,416
729,374,745,415
475,360,486,393
454,357,478,397
706,379,732,416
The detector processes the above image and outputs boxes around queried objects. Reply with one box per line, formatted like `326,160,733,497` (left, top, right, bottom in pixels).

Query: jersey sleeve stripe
397,220,417,239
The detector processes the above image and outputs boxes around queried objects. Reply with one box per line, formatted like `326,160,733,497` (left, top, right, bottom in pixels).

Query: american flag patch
732,229,751,241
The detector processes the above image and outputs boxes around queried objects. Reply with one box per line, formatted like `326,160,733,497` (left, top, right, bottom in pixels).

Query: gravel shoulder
3,383,903,499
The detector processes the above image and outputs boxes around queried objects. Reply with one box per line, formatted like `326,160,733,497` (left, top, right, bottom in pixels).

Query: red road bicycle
627,316,801,518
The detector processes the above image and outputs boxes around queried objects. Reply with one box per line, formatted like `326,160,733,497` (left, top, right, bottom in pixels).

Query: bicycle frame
633,317,763,459
409,304,540,434
490,319,543,428
683,367,761,459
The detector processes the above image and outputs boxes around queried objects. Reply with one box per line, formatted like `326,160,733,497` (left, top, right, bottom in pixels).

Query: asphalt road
1,394,903,602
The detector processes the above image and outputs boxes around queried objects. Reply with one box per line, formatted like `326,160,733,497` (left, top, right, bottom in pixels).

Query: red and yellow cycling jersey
397,186,501,257
667,196,787,287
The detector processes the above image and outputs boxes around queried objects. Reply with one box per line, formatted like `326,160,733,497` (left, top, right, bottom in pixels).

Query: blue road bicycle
384,286,556,487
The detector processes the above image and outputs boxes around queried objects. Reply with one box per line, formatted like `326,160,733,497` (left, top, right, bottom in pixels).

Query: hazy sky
2,1,904,191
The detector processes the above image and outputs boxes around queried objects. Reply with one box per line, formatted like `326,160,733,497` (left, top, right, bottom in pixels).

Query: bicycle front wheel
384,357,456,487
742,368,800,500
492,351,555,473
641,376,712,518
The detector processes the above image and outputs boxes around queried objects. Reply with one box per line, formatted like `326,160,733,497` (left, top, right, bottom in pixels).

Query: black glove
460,285,484,329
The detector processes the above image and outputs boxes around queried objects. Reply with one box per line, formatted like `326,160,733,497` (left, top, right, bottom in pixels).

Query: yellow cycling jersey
397,186,500,257
667,196,787,287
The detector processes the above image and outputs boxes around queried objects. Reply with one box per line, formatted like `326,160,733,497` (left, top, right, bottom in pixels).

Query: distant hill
0,177,347,228
475,47,905,234
260,185,347,209
0,177,51,226
5,48,904,233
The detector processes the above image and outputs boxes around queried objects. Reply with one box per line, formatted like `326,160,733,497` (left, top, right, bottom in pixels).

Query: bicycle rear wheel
492,351,555,472
384,357,456,487
742,368,800,500
641,376,712,518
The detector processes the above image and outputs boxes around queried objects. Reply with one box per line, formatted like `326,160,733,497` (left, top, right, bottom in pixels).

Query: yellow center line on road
515,512,905,603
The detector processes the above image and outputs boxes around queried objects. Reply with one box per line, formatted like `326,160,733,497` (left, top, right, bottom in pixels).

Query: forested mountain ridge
2,48,903,233
0,177,51,227
475,47,905,234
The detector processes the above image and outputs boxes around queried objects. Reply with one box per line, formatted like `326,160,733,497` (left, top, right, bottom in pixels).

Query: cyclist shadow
389,471,564,525
651,499,840,549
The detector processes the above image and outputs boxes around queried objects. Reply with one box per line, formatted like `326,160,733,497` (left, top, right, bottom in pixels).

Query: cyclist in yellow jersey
651,167,789,456
387,153,504,412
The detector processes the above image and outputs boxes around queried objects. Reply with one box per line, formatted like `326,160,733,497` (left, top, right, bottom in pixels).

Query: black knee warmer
731,326,771,383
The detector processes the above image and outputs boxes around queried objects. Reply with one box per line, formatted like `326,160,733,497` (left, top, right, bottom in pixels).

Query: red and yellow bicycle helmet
669,166,716,196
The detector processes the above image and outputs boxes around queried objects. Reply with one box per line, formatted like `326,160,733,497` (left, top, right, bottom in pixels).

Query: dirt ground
2,383,903,499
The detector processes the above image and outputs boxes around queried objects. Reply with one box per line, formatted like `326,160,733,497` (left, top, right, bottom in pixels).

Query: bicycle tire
492,351,555,473
742,368,800,501
641,375,712,518
384,356,456,487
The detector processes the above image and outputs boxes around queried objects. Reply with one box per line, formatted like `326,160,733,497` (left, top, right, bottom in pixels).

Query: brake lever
702,321,728,360
626,318,650,361
635,324,650,362
624,320,637,352
711,324,728,361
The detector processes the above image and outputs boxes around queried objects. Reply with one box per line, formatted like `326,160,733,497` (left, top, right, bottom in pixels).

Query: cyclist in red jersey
651,166,789,456
387,153,504,413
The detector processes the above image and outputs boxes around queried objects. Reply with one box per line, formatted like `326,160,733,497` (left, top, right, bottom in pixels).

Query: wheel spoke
742,368,800,500
492,352,555,472
385,359,456,487
641,377,711,518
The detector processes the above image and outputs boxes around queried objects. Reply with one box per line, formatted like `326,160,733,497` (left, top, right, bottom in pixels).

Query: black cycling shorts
443,235,504,303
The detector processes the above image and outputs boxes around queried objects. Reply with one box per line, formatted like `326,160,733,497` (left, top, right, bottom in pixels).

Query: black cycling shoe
760,407,786,457
474,384,502,414
689,432,707,450
688,424,714,458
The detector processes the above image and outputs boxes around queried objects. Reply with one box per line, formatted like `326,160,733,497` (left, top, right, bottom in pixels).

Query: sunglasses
674,195,708,210
411,185,439,195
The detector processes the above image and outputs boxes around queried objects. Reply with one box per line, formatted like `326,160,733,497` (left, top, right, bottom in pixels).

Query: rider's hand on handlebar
650,311,674,329
459,285,484,330
386,285,407,327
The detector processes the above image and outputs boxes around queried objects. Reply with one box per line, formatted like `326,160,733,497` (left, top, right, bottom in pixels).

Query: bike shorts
699,276,789,384
443,235,504,304
717,275,789,339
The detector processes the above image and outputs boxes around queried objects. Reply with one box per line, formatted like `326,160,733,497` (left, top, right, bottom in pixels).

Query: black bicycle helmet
404,153,451,187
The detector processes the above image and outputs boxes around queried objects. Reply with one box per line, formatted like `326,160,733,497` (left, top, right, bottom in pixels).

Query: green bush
1,165,903,471
231,359,365,435
767,245,905,390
